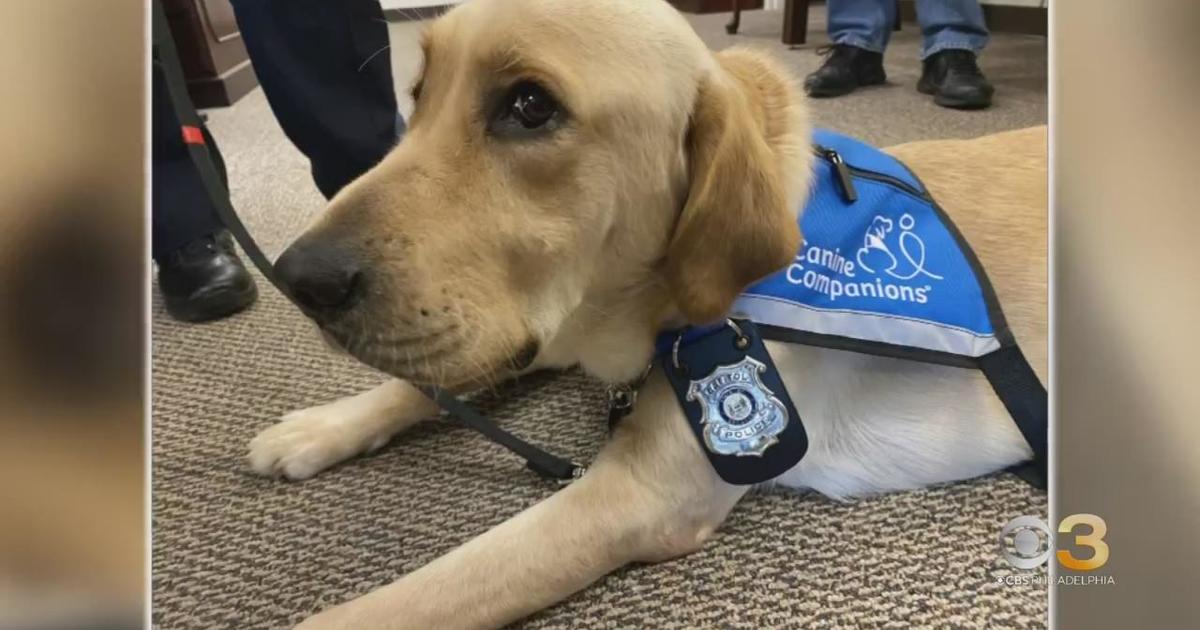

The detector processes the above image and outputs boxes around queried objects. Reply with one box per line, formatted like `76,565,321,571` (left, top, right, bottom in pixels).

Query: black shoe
917,49,994,109
158,231,257,322
803,44,887,98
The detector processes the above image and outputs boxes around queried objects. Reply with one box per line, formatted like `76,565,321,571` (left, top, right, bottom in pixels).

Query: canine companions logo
785,212,942,304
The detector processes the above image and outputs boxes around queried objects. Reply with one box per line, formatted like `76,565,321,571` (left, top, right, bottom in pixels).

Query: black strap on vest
979,345,1047,488
152,1,583,482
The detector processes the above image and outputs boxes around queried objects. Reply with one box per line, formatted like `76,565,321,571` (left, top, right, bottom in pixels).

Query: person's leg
151,61,223,262
230,0,401,200
827,0,895,53
805,0,892,98
152,58,257,322
915,0,989,59
914,0,994,108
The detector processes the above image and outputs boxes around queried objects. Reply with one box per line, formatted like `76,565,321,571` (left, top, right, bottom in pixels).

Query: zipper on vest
812,144,931,202
813,145,858,203
844,167,930,200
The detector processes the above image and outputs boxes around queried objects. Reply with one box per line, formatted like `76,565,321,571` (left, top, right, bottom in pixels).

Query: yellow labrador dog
248,0,1045,626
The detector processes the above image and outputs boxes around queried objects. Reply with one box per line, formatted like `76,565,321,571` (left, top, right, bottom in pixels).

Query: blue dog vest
738,130,1000,361
659,130,1047,488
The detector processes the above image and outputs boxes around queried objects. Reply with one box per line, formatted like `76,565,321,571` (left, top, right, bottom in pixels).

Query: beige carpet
152,7,1048,628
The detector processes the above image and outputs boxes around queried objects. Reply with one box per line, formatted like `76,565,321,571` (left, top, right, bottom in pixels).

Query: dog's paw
247,405,390,480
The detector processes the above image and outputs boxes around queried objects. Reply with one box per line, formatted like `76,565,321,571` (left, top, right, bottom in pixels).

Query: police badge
687,356,787,456
660,319,808,485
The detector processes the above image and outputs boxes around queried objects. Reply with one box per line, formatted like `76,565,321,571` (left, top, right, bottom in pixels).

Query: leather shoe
804,44,887,98
158,231,257,322
917,49,994,109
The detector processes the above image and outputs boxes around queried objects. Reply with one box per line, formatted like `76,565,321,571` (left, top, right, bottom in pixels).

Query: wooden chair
727,0,902,46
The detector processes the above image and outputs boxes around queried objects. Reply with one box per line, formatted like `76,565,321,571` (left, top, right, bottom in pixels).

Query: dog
246,0,1046,626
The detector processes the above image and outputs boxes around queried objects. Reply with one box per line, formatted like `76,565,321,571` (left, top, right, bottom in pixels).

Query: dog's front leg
249,379,438,480
297,372,746,630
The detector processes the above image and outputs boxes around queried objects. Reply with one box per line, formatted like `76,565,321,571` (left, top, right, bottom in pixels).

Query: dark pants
151,0,400,263
151,57,224,261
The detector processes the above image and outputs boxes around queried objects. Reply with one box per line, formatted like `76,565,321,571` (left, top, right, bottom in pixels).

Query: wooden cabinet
162,0,257,108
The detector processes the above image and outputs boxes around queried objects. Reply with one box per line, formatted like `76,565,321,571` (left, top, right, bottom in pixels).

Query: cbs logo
998,514,1109,571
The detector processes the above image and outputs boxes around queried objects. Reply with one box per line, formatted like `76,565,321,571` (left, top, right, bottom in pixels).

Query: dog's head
276,0,811,388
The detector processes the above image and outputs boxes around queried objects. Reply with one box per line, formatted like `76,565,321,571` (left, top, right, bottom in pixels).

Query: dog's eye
509,83,556,128
489,81,563,137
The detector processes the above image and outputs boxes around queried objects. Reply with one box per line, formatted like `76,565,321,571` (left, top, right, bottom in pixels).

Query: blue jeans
828,0,989,59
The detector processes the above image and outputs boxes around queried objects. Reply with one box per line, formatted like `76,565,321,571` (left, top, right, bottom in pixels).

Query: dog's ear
664,49,810,324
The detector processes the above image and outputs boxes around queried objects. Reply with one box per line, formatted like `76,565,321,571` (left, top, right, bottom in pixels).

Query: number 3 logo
1056,513,1109,571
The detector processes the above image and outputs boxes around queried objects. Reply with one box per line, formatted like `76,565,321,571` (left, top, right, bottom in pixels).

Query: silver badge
686,356,788,457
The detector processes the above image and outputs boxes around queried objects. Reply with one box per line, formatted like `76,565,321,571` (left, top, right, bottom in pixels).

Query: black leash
151,1,584,482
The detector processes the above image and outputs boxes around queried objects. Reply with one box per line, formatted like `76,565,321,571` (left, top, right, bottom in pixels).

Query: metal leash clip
606,362,654,429
548,464,587,487
606,384,638,416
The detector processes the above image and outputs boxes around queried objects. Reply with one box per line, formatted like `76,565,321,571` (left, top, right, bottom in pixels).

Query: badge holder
660,319,808,485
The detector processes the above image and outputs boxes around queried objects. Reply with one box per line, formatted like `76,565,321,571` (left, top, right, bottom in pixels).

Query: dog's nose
275,238,364,318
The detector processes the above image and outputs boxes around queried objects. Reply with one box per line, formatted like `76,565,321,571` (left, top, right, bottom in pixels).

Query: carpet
152,7,1048,628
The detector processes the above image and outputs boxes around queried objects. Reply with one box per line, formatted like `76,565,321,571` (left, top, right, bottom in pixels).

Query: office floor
153,7,1048,628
